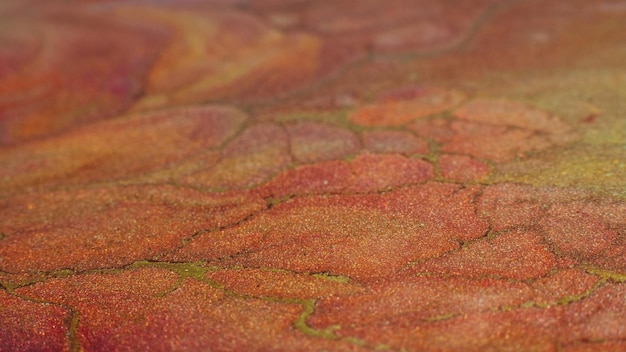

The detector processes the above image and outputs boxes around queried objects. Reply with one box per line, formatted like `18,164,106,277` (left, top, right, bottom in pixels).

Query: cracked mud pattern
1,1,625,351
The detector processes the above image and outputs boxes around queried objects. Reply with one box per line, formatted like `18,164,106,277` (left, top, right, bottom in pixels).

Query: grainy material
1,0,625,351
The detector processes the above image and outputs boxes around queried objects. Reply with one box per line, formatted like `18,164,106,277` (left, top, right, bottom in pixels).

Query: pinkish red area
205,268,366,299
287,121,361,163
182,122,292,190
169,183,487,280
15,268,358,351
349,86,465,126
361,130,429,155
453,99,572,134
413,230,558,280
437,153,490,182
0,185,265,273
0,290,69,351
310,275,534,330
0,4,163,145
0,106,247,193
259,153,434,197
1,0,625,351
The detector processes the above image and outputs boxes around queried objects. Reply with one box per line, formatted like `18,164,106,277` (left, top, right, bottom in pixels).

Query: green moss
266,195,291,207
311,272,351,284
424,312,457,322
127,260,221,297
494,144,626,199
555,279,604,306
520,301,540,309
0,272,51,292
68,310,81,352
586,268,626,283
49,269,75,279
294,299,339,340
342,336,368,346
512,277,604,310
584,120,626,146
556,294,585,306
341,153,358,162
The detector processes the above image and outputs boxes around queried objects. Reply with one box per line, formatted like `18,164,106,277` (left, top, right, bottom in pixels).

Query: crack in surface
1,288,79,351
4,250,625,351
6,260,376,349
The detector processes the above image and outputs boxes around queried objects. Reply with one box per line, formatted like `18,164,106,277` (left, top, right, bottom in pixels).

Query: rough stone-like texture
437,153,490,182
0,2,164,145
361,130,429,155
0,106,247,194
181,122,292,190
0,289,69,351
205,268,366,299
287,121,361,163
16,268,360,352
168,183,487,280
412,230,558,280
349,86,465,126
1,0,625,351
258,153,434,197
0,185,266,273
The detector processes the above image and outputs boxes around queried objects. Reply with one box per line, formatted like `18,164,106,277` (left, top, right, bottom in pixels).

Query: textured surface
1,1,625,351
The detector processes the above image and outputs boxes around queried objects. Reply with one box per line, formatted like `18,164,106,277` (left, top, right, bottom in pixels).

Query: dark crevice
67,308,81,352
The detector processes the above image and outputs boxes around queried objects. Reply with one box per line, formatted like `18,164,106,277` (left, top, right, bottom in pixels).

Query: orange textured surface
1,1,625,351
